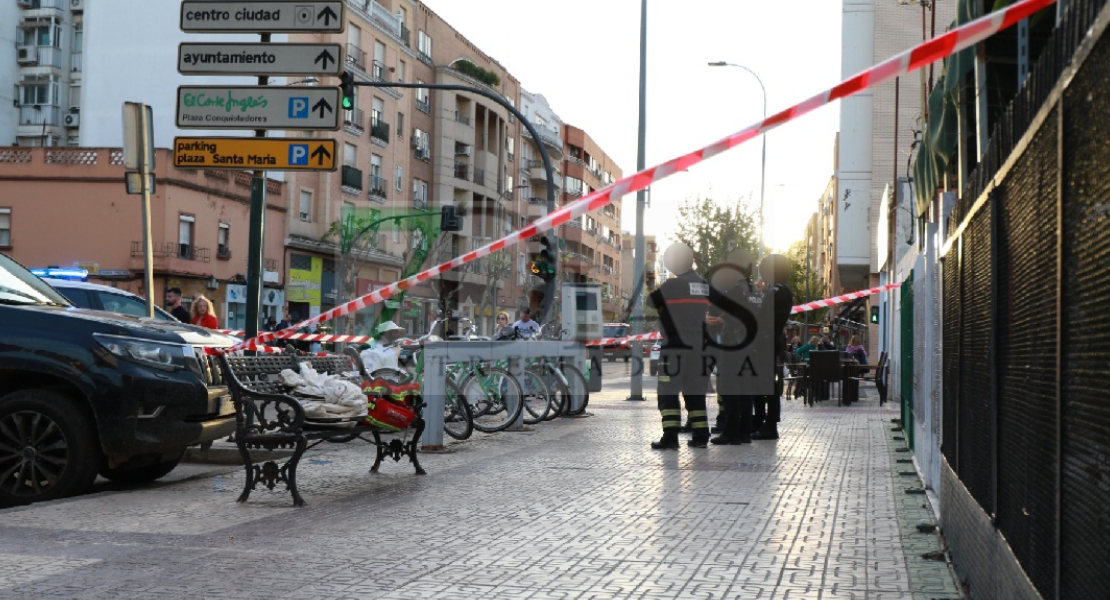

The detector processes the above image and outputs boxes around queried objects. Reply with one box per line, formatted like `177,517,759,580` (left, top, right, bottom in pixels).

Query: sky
425,0,844,253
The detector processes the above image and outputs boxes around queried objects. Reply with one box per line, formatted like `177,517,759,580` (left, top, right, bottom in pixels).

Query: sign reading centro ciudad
174,1,345,172
180,1,345,33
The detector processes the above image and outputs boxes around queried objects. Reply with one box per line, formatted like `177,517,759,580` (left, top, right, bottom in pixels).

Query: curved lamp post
708,61,767,260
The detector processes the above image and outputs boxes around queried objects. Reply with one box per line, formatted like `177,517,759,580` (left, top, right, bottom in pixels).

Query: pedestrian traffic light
340,71,355,110
529,236,556,281
870,306,880,324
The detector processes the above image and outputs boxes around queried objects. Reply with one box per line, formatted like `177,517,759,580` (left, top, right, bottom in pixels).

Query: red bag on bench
361,377,419,431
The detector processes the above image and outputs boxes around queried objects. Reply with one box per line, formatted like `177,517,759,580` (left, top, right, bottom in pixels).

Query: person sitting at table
844,335,868,365
819,336,836,350
794,335,820,362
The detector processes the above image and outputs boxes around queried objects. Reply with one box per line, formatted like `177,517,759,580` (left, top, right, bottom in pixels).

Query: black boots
751,423,779,440
651,437,679,450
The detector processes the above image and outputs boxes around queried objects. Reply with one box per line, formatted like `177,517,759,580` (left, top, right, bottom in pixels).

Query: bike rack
420,341,589,448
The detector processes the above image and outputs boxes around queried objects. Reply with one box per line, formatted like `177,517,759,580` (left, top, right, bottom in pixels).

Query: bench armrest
218,354,306,433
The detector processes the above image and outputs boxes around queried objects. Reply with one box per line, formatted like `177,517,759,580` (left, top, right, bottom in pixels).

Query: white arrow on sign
180,1,345,33
178,43,343,76
176,86,341,130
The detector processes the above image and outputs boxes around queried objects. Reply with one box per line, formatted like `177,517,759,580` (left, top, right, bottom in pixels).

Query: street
0,366,959,600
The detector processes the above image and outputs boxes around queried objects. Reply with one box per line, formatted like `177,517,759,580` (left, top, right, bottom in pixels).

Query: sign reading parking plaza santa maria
178,43,343,76
173,137,337,171
180,1,345,33
176,86,341,130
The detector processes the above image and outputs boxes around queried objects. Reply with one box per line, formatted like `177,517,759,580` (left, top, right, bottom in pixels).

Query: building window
299,190,312,222
178,214,195,259
397,59,406,83
217,222,230,258
506,137,514,162
20,81,55,106
397,112,404,139
417,30,432,64
395,165,403,191
412,178,428,208
0,209,10,248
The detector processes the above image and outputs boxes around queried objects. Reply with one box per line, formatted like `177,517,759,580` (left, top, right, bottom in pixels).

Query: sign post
176,4,345,341
122,102,156,318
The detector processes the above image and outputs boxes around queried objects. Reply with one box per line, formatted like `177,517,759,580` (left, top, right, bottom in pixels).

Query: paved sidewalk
0,383,960,599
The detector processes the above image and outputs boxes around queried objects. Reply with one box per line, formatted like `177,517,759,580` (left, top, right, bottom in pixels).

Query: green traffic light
342,96,353,110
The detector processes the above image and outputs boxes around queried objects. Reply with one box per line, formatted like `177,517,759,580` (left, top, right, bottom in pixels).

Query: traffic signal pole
628,0,648,402
244,32,269,344
348,77,559,322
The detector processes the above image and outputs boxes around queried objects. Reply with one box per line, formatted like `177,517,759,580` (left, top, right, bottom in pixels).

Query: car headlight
93,333,189,372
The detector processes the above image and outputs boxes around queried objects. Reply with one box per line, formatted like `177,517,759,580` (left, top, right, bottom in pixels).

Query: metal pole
629,0,648,401
244,33,269,341
139,106,155,319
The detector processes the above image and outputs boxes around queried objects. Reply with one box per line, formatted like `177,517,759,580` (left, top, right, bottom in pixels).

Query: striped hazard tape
225,0,1055,354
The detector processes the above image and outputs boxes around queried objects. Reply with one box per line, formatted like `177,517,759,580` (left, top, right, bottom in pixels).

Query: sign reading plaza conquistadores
173,137,337,171
177,43,344,76
176,86,341,130
180,1,345,33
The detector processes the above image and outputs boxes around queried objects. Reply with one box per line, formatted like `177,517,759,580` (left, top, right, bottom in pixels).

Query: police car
36,271,180,322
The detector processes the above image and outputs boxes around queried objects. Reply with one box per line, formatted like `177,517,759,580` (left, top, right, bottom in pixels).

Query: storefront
287,253,323,322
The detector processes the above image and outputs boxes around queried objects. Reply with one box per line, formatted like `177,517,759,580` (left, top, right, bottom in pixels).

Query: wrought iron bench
216,353,425,507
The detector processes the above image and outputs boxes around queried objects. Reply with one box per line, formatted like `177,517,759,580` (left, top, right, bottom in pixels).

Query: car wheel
98,451,184,484
0,389,99,507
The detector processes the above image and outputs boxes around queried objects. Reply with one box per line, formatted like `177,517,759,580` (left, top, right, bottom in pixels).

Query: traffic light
340,71,355,110
440,205,463,232
870,306,880,324
529,236,556,281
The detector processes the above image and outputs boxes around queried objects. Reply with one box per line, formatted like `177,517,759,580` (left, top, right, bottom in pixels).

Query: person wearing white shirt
360,321,406,373
511,308,541,339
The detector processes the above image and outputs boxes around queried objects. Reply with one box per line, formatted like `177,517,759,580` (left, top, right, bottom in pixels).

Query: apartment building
563,124,622,318
0,147,287,328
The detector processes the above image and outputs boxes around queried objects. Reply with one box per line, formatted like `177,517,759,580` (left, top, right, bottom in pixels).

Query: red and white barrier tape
224,0,1053,354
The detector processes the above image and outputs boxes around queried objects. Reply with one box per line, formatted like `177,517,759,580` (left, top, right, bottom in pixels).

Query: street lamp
708,61,766,259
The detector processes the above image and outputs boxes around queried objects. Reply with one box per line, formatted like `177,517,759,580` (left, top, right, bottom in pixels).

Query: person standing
647,243,713,449
492,311,515,340
705,249,760,445
191,294,218,329
752,255,795,441
164,287,191,323
511,307,541,339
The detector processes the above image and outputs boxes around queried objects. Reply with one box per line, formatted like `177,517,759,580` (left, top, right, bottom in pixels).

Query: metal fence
941,3,1110,597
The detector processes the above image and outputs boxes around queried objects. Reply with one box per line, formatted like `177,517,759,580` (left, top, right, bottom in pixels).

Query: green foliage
673,195,761,277
450,59,501,88
785,239,829,323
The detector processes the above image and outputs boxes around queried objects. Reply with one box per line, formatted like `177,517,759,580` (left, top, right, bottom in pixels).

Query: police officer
647,243,713,449
752,254,795,440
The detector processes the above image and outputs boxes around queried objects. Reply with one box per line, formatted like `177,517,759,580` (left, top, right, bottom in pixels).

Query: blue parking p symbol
289,97,309,119
289,144,308,165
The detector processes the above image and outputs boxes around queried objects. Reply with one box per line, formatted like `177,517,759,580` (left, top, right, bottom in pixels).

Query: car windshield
0,253,71,306
602,325,628,338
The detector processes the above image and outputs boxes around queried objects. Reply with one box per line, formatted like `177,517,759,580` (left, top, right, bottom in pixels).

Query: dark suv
0,253,237,507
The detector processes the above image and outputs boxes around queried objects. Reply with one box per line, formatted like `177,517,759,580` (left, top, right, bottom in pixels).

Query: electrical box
560,282,602,341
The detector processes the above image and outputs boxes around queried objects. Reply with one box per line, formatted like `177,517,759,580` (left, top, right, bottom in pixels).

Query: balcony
454,111,470,126
414,146,430,162
343,107,364,131
526,160,562,187
368,0,404,39
413,194,428,210
371,60,387,82
131,241,211,274
453,160,469,181
346,44,366,71
341,165,363,191
369,175,388,201
17,45,63,69
416,97,430,114
370,118,390,143
522,124,563,158
417,51,433,67
217,244,231,260
474,168,485,187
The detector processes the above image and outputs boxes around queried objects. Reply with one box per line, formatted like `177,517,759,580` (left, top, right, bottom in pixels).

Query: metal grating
44,149,97,165
1060,29,1110,600
958,196,994,515
995,107,1060,599
942,255,959,466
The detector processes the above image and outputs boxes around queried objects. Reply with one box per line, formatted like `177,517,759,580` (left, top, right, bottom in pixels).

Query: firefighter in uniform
705,250,760,445
752,254,795,440
646,243,713,449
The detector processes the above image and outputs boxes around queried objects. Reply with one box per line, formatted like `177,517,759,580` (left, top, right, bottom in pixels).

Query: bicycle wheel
529,363,569,421
460,365,524,433
519,367,552,425
442,377,473,440
560,362,590,416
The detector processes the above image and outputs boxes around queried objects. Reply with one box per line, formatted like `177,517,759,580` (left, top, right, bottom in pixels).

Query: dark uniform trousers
657,348,711,441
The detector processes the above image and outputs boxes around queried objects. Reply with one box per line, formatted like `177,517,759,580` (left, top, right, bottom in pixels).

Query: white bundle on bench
279,362,367,418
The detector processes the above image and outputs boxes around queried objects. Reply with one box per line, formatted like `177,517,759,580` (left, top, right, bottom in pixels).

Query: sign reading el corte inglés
177,43,343,76
176,86,341,130
173,137,337,171
180,1,345,33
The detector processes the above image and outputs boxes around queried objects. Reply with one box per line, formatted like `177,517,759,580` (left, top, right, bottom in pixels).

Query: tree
323,209,382,334
785,239,829,330
475,249,513,332
673,195,761,277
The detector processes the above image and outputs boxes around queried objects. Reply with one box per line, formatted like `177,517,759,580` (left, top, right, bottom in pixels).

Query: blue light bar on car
31,268,89,281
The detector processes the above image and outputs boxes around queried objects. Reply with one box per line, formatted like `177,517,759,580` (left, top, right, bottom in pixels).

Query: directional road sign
178,43,343,76
180,1,345,33
173,137,337,171
176,86,341,130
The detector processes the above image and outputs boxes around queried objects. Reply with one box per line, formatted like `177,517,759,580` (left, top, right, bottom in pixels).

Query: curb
182,443,294,465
